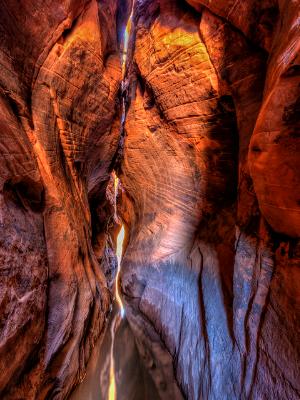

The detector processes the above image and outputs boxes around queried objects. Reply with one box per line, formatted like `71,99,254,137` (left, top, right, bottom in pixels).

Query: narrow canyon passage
0,0,299,400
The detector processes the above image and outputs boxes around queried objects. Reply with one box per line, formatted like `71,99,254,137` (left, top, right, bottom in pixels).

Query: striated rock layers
0,0,299,399
118,0,300,399
0,0,122,398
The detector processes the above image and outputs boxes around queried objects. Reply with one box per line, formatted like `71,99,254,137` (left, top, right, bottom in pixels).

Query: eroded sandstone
117,0,300,399
0,0,121,398
0,0,299,399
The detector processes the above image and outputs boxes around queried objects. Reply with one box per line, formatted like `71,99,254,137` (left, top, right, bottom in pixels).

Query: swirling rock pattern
119,0,300,399
0,0,121,398
0,0,299,399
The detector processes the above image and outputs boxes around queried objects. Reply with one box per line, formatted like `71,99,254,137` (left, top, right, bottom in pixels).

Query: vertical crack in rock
107,3,135,399
0,0,299,399
110,0,137,174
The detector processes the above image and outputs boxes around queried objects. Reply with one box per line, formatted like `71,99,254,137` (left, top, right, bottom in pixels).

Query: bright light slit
108,318,117,400
107,1,135,396
115,225,125,318
122,1,134,77
113,172,119,219
108,172,126,400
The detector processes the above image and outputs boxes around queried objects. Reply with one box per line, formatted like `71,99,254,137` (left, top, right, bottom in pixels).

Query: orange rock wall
118,0,300,399
0,0,121,398
0,0,299,399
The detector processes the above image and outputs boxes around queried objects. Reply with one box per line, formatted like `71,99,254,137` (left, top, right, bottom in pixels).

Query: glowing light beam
108,318,117,400
122,1,135,78
115,225,125,318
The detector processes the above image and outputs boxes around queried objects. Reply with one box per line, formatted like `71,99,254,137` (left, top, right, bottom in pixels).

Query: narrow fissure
107,2,135,399
1,0,297,399
108,176,125,400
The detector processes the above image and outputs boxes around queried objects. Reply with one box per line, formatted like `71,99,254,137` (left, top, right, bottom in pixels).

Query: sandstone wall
119,0,300,399
0,0,121,398
0,0,299,399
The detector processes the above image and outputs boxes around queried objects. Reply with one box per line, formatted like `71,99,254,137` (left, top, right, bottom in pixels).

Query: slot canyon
0,0,299,399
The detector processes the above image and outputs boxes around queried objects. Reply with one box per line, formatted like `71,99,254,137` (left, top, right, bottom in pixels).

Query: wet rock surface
70,306,159,400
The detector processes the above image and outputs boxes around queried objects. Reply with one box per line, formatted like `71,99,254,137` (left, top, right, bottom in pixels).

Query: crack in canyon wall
0,0,299,399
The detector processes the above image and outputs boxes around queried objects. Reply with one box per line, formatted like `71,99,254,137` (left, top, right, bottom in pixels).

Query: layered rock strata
0,0,121,398
0,0,299,399
118,0,300,399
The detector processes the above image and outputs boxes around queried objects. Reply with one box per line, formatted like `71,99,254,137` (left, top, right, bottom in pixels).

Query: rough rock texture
0,0,121,398
186,0,279,51
248,0,300,237
0,0,299,399
118,0,300,399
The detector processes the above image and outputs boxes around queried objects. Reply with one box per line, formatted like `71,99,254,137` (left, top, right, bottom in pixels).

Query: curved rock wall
119,0,300,399
0,0,121,398
0,0,299,399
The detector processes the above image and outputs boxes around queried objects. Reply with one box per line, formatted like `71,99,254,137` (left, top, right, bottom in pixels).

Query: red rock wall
0,0,299,399
0,0,121,398
118,0,300,399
